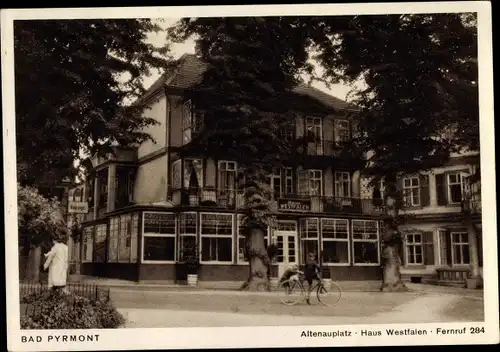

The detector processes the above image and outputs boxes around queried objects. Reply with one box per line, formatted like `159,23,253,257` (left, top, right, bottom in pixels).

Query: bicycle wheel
316,281,342,307
278,279,304,306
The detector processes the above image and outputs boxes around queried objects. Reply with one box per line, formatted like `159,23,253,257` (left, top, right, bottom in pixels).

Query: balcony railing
462,198,481,215
298,140,345,157
170,188,384,216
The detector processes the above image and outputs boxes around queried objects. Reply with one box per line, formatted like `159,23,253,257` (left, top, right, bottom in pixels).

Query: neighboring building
73,54,387,285
72,53,482,288
361,155,482,287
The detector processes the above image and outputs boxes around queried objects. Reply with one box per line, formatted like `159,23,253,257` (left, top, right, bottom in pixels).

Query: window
403,176,420,207
142,212,176,262
93,224,107,263
218,161,237,191
451,231,469,265
439,229,469,266
405,233,423,265
306,117,323,154
178,213,197,262
108,217,119,262
280,121,295,142
321,219,349,265
237,215,247,263
184,158,203,189
334,172,351,198
447,172,468,204
182,100,203,145
335,120,350,143
299,218,319,264
82,227,94,262
352,220,380,265
284,168,294,195
171,160,182,190
118,214,132,262
298,169,322,196
200,213,233,263
130,214,139,263
269,168,282,198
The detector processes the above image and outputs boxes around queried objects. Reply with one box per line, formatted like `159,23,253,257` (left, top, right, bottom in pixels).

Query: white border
2,2,498,351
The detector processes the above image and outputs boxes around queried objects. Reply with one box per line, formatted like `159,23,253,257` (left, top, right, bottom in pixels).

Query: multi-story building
72,53,482,288
74,53,387,285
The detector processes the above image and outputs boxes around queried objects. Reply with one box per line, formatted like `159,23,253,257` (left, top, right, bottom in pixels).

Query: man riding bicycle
304,252,321,304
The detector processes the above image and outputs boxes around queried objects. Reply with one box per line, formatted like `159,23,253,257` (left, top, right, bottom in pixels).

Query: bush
20,290,125,329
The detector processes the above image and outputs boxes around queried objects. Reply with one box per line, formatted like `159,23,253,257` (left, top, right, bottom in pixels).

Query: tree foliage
17,184,67,247
14,19,171,186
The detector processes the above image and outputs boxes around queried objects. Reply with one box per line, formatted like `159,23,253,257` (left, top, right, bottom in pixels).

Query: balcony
298,140,344,157
170,188,384,216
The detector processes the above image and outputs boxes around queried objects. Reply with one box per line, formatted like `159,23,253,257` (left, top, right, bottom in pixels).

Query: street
107,287,485,328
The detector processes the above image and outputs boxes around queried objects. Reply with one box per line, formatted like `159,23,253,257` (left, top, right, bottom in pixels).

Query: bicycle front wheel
278,279,304,306
317,282,342,307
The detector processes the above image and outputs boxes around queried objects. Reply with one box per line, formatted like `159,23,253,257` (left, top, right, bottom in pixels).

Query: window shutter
420,175,430,207
423,231,434,265
445,230,452,266
435,173,447,205
395,176,404,208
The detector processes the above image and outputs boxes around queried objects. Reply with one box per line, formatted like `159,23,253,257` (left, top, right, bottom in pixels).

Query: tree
309,13,478,291
168,18,314,291
168,14,478,291
14,19,171,187
18,184,68,282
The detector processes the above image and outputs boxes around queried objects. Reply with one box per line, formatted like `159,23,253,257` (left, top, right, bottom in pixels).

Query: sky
141,18,358,102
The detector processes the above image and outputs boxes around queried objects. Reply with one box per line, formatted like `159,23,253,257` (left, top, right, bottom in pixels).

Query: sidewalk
77,276,484,297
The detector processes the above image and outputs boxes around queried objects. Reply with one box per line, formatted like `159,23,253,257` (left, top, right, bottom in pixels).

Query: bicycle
278,272,342,306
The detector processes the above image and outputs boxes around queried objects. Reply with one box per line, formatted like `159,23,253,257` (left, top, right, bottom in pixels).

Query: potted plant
184,243,200,287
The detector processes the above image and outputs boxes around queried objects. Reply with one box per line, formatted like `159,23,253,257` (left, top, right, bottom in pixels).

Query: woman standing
43,237,69,291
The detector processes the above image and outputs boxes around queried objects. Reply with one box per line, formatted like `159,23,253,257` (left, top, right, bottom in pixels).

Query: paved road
108,288,484,328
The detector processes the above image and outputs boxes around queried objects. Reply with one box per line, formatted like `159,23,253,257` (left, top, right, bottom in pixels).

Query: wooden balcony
169,188,384,216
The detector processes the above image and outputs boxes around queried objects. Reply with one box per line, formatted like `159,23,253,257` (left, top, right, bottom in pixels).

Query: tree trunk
380,179,408,292
26,245,42,283
240,227,270,291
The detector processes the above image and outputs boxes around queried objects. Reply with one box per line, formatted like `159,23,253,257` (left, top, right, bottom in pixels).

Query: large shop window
142,212,176,263
321,219,349,265
200,213,233,263
178,212,197,262
93,224,107,263
82,227,94,262
352,220,380,265
108,214,139,263
299,218,320,264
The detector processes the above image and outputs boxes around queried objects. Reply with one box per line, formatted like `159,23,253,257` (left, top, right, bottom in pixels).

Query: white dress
44,242,69,288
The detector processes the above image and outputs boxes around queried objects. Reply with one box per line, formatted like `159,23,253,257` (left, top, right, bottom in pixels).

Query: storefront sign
144,212,175,225
68,201,89,214
278,199,311,212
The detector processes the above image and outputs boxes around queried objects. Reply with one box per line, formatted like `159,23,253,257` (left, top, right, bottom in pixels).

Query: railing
171,188,384,215
297,140,346,157
462,198,481,215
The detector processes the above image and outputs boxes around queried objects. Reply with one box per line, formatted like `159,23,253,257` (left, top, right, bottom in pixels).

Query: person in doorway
304,252,321,305
44,237,69,293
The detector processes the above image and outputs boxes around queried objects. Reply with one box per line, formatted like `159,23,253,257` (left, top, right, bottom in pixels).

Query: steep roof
139,53,356,112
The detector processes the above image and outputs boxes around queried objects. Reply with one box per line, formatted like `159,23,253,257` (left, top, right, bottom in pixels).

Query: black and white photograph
2,2,498,351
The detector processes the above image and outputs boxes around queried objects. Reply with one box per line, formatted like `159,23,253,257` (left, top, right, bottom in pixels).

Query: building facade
72,54,482,287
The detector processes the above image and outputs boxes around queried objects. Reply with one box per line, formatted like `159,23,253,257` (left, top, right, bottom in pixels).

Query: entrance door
275,231,298,278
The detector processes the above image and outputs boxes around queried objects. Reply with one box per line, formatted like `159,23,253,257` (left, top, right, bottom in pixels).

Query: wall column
93,175,100,220
107,164,117,213
467,222,480,278
429,173,437,207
